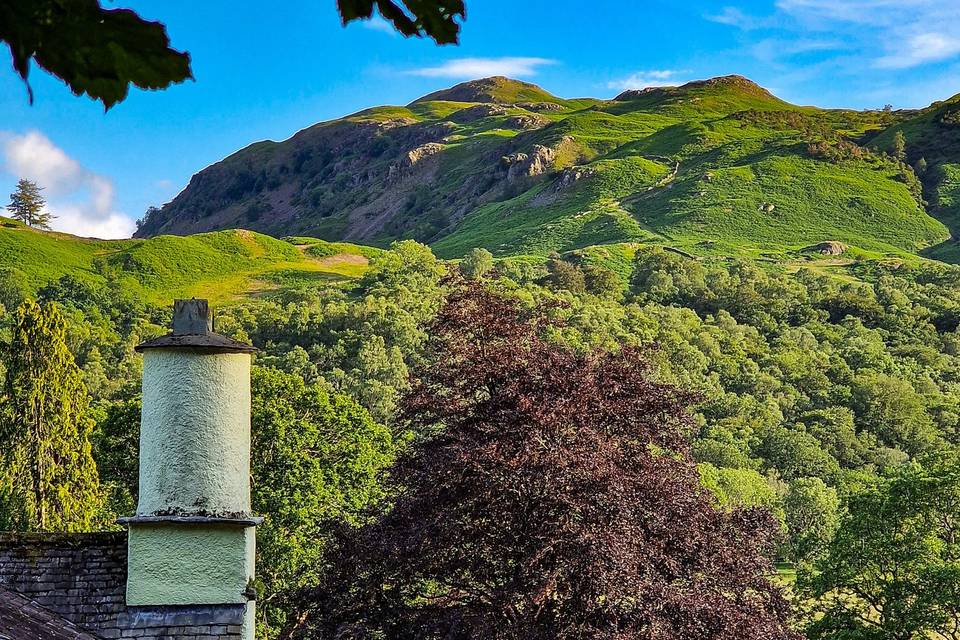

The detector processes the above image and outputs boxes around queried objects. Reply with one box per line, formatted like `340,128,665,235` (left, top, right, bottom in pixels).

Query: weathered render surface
126,524,254,605
137,350,252,516
127,300,259,640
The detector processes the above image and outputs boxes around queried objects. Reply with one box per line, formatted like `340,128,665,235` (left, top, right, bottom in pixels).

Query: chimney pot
172,299,213,335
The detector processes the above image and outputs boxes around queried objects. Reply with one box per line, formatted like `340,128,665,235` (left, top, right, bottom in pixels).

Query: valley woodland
287,284,797,639
1,240,960,639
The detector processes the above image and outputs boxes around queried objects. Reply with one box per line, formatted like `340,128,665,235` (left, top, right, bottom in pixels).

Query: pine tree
0,301,100,531
6,178,53,229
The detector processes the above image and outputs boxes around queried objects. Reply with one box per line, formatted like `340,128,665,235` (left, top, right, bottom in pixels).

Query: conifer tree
0,301,100,531
6,178,53,229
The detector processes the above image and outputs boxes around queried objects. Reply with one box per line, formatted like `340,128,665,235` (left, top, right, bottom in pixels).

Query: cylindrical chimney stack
122,299,259,639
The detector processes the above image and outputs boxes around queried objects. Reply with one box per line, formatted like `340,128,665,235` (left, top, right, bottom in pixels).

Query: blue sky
3,0,960,238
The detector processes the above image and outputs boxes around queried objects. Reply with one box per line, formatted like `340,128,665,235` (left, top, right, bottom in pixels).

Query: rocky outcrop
501,136,577,183
517,102,564,112
502,145,557,182
450,104,508,123
556,166,596,189
405,142,444,166
805,241,848,256
388,142,444,181
374,117,418,130
505,114,549,130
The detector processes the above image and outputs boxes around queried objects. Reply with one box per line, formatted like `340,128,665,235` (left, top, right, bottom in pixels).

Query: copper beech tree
287,283,799,639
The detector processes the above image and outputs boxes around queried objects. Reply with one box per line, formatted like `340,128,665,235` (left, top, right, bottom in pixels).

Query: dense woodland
1,239,960,638
8,3,960,638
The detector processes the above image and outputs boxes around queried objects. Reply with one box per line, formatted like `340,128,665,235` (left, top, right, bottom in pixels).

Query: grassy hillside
134,75,955,263
0,217,374,304
870,99,960,261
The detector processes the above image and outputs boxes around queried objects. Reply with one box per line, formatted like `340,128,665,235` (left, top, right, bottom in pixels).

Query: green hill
133,75,954,262
869,97,960,262
412,76,567,105
0,217,375,304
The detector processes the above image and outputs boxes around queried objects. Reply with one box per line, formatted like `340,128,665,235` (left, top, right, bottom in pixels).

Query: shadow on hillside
922,237,960,263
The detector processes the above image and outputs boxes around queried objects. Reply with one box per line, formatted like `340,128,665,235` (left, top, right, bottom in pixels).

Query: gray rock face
517,101,564,112
449,104,508,123
502,145,557,182
505,114,549,130
806,241,848,255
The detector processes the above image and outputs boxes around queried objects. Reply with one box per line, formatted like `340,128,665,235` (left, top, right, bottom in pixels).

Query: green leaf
337,0,465,44
0,0,192,109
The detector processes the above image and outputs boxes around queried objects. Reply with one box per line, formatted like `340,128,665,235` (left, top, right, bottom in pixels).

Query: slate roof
0,586,101,640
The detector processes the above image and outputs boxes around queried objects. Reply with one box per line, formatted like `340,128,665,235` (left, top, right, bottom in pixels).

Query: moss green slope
138,75,956,264
0,218,370,304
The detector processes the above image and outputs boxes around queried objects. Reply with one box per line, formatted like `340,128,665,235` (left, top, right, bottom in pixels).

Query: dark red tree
286,283,799,640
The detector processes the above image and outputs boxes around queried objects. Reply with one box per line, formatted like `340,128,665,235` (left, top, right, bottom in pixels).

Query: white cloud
362,16,397,36
774,0,941,27
876,32,960,69
2,130,135,239
706,6,771,30
3,130,84,195
607,70,686,91
709,0,960,83
406,57,556,79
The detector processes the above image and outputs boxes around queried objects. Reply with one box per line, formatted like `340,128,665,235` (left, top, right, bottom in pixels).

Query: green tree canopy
802,455,960,639
250,366,394,637
0,300,100,531
893,130,907,163
289,285,798,639
543,252,586,294
458,247,494,280
783,477,839,564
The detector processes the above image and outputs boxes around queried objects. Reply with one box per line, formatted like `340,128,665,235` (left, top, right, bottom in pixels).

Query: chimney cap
135,298,257,354
172,299,213,335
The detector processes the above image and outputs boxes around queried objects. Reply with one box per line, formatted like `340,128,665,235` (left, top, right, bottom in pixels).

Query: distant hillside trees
288,285,798,640
544,252,586,293
894,130,908,163
806,139,877,163
136,206,161,232
6,179,53,229
458,247,494,280
0,301,100,531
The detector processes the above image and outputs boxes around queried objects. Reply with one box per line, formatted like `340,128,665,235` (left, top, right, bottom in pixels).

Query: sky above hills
2,0,960,238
